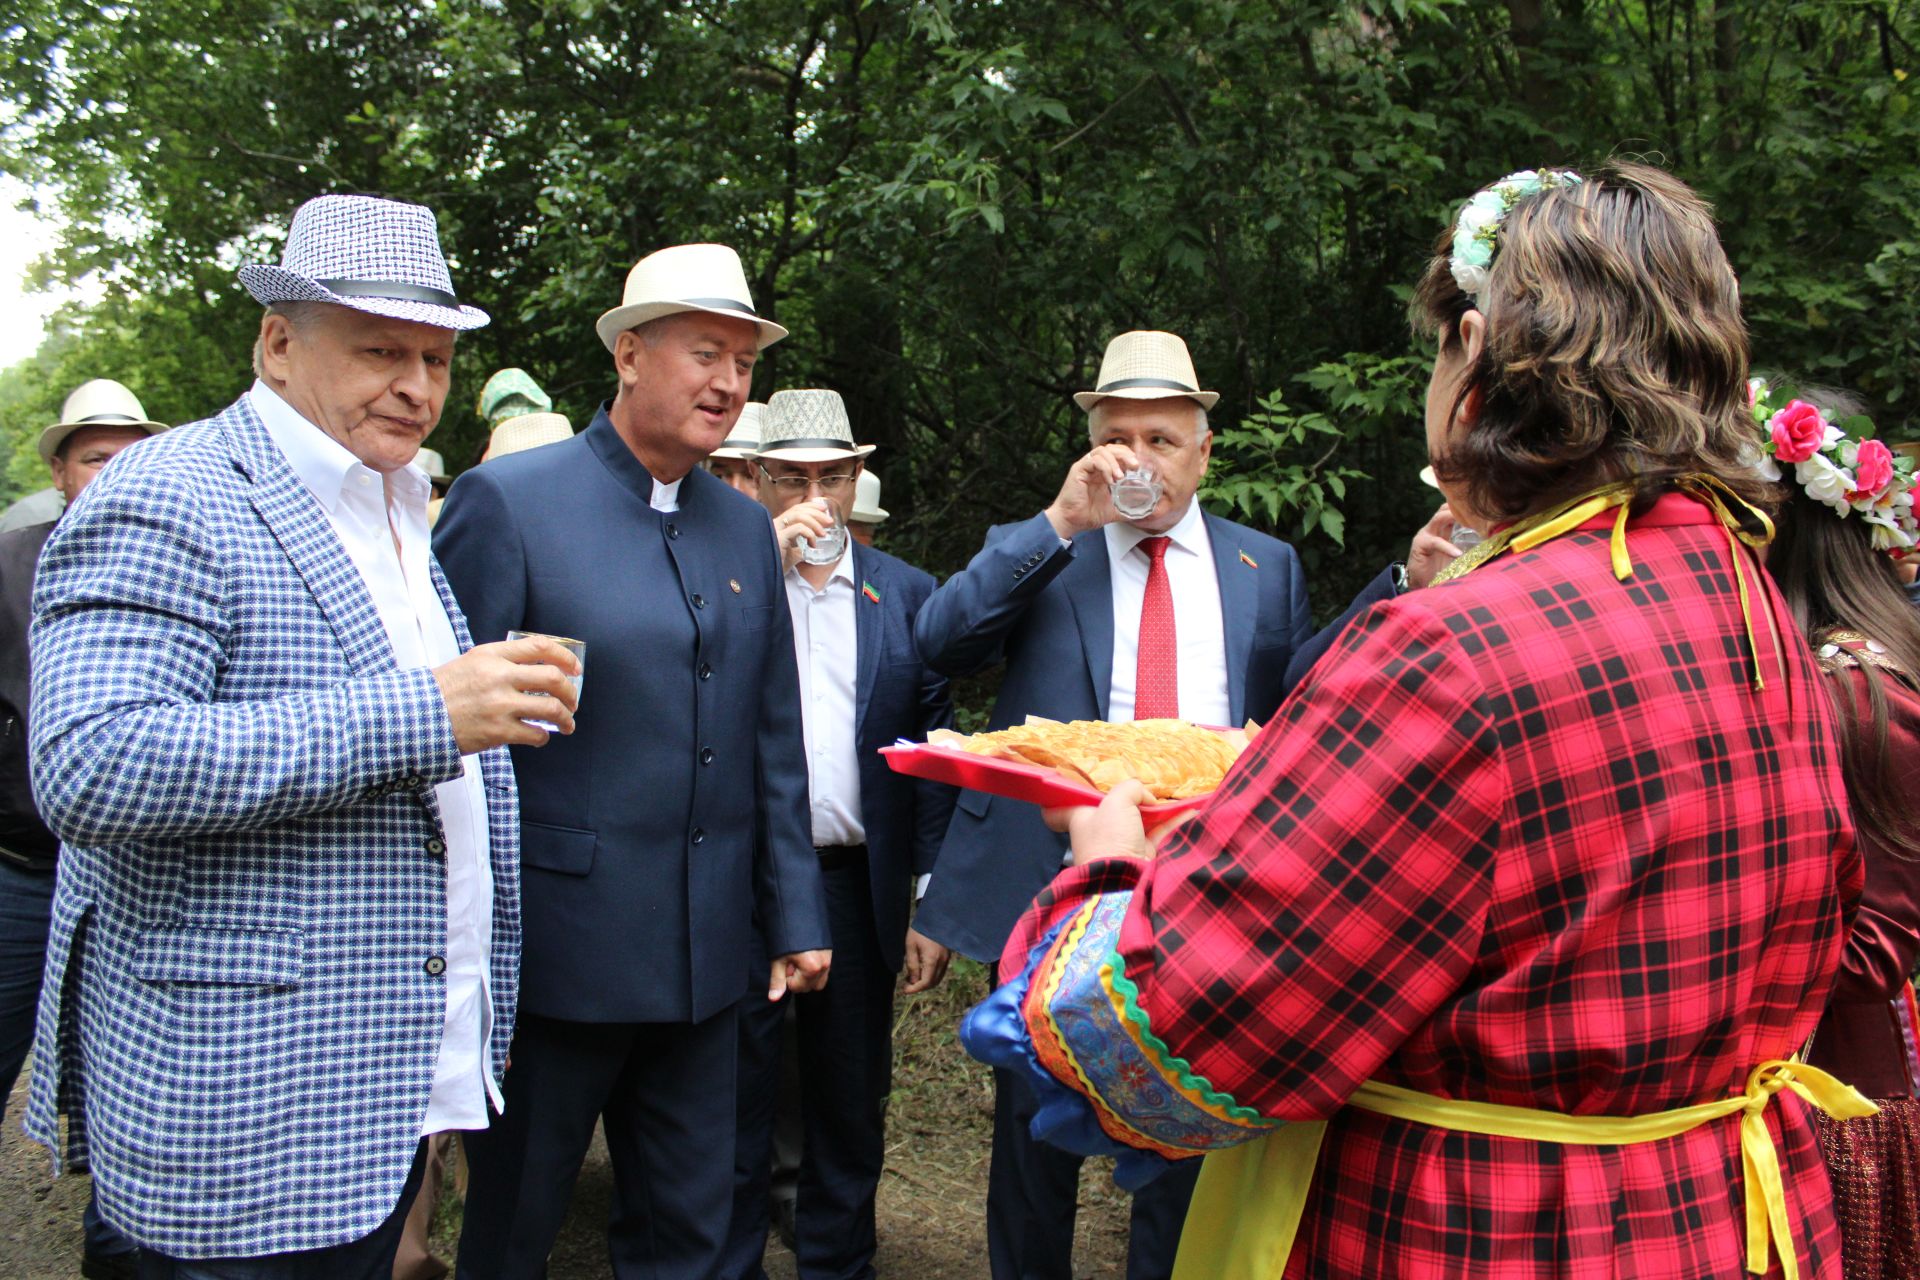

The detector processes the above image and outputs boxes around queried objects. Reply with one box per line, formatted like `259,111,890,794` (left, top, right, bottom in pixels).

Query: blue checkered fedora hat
238,194,490,331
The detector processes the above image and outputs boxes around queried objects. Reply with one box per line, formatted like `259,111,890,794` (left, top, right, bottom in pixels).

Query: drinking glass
505,630,585,731
1449,524,1485,551
798,497,848,566
1111,465,1163,520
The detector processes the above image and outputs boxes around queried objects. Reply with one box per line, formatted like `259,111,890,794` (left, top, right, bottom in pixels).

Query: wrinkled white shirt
784,546,864,846
251,380,499,1133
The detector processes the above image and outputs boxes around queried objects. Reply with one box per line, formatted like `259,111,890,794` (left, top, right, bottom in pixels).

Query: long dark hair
1766,440,1920,858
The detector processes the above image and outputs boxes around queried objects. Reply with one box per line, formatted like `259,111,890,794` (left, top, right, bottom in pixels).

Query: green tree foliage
1,0,1915,613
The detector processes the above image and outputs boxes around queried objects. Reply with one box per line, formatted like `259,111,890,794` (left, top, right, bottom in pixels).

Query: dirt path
3,961,1132,1278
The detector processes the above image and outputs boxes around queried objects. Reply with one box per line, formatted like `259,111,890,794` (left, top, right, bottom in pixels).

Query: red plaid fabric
1135,535,1177,719
1008,495,1860,1279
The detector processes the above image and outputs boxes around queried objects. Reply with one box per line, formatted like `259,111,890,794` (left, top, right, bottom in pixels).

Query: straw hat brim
38,419,168,465
239,265,491,331
595,301,789,354
1419,465,1441,489
754,443,876,464
850,505,890,524
1073,386,1220,412
706,446,760,461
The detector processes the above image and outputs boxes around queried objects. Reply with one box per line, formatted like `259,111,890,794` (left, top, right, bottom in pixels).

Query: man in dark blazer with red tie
436,244,831,1280
912,332,1314,1280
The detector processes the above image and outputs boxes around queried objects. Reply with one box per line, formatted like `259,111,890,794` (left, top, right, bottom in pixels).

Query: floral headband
1449,169,1585,306
1749,379,1918,553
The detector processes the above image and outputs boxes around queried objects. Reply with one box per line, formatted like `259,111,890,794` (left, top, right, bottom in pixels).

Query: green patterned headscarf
478,368,553,426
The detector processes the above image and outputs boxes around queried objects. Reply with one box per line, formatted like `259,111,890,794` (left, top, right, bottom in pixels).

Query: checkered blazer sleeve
999,598,1505,1125
28,463,463,845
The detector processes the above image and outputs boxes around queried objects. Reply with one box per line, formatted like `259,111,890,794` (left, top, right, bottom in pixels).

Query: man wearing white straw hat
705,400,766,497
847,468,888,546
482,410,573,462
912,329,1315,1280
437,243,828,1280
720,389,954,1280
22,194,581,1278
0,376,165,1279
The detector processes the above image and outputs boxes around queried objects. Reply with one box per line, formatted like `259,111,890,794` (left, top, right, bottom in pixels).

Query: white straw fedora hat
595,243,788,354
708,402,766,461
487,412,574,461
414,447,451,486
39,379,169,463
1072,330,1219,412
850,469,890,525
238,194,490,331
755,390,875,464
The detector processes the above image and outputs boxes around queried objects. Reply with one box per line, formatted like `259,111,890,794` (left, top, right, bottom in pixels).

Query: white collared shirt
783,546,864,847
249,380,500,1133
651,476,682,512
1103,499,1231,726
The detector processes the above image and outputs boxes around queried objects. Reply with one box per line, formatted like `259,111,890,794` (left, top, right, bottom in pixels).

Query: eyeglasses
757,468,857,494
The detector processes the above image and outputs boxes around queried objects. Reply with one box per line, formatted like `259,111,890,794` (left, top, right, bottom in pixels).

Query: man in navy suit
436,244,831,1280
912,331,1314,1280
720,389,957,1280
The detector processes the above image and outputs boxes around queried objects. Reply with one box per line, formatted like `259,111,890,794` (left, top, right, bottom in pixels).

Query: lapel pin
862,581,881,604
1239,549,1258,569
728,578,742,594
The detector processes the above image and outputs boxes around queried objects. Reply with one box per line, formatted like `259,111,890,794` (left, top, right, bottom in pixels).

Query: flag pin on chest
729,578,742,594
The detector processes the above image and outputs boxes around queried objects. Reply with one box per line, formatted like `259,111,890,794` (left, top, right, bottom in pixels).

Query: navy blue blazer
840,541,958,972
434,407,828,1024
911,509,1313,962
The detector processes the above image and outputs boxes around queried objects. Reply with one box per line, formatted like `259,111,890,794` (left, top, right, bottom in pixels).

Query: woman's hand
1044,778,1154,865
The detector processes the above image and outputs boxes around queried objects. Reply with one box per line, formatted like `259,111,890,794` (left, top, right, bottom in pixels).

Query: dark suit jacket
434,407,828,1024
841,541,957,972
0,519,56,867
911,509,1313,962
1283,565,1399,689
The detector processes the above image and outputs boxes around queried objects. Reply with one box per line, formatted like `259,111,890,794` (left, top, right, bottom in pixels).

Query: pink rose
1850,438,1895,501
1770,400,1829,464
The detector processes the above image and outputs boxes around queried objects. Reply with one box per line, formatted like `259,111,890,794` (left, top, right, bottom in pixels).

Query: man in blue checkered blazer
22,196,582,1279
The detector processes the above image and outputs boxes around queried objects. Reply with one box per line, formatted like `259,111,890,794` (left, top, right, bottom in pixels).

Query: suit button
424,956,446,976
698,663,713,681
1012,569,1025,580
424,837,446,856
691,594,706,609
691,828,705,845
667,522,680,540
700,747,714,765
404,775,424,791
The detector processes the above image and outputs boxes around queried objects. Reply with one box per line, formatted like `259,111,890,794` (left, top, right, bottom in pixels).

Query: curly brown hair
1413,161,1769,524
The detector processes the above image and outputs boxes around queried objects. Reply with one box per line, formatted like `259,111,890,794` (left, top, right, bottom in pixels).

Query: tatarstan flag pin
862,581,881,603
1239,549,1258,569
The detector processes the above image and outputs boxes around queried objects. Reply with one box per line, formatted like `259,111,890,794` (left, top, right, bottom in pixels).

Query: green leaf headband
1449,169,1585,306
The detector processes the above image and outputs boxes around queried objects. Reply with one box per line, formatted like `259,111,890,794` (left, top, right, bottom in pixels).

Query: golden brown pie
931,718,1248,800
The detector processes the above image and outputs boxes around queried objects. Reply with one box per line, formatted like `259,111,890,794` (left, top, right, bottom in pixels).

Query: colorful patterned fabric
987,493,1860,1279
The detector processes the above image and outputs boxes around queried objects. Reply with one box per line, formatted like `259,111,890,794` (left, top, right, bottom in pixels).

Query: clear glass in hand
1450,523,1485,550
1110,465,1163,520
505,630,585,732
799,498,848,566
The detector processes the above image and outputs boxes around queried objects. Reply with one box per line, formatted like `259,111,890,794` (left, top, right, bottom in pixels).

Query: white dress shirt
250,380,500,1133
650,476,682,512
1103,499,1231,726
783,546,865,846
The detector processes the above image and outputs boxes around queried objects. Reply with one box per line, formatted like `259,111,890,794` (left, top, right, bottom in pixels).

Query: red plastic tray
879,740,1217,825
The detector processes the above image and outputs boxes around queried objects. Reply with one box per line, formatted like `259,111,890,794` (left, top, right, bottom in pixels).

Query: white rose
1451,262,1489,297
1795,453,1856,515
1739,439,1782,483
1864,510,1913,551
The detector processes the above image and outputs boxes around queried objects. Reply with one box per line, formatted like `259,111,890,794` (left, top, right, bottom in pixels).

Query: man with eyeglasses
720,389,956,1280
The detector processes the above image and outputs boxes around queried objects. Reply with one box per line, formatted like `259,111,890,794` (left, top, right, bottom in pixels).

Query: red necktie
1134,536,1178,719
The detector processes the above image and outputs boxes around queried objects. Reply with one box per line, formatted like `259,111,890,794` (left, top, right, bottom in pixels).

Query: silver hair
252,301,331,378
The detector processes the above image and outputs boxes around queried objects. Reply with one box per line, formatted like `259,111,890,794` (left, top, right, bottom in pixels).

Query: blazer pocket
739,604,775,631
955,787,992,819
522,821,598,876
133,925,304,987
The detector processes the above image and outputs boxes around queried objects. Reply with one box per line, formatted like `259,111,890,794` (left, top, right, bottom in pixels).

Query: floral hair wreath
1748,379,1919,554
1448,169,1585,306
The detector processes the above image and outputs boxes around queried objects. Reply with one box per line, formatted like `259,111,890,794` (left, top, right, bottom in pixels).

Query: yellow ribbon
1428,476,1777,689
1174,1060,1878,1280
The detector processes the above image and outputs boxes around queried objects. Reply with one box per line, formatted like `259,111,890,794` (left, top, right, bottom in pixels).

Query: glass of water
798,497,848,566
1449,524,1485,551
1111,465,1163,520
505,630,585,731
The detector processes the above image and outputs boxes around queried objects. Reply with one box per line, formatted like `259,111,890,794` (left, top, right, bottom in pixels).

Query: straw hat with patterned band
487,412,574,461
1072,330,1220,413
709,402,766,461
851,469,890,525
755,390,876,464
595,243,788,354
237,194,490,332
39,379,169,464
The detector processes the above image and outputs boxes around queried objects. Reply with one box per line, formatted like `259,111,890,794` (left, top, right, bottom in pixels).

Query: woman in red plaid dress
964,163,1865,1279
